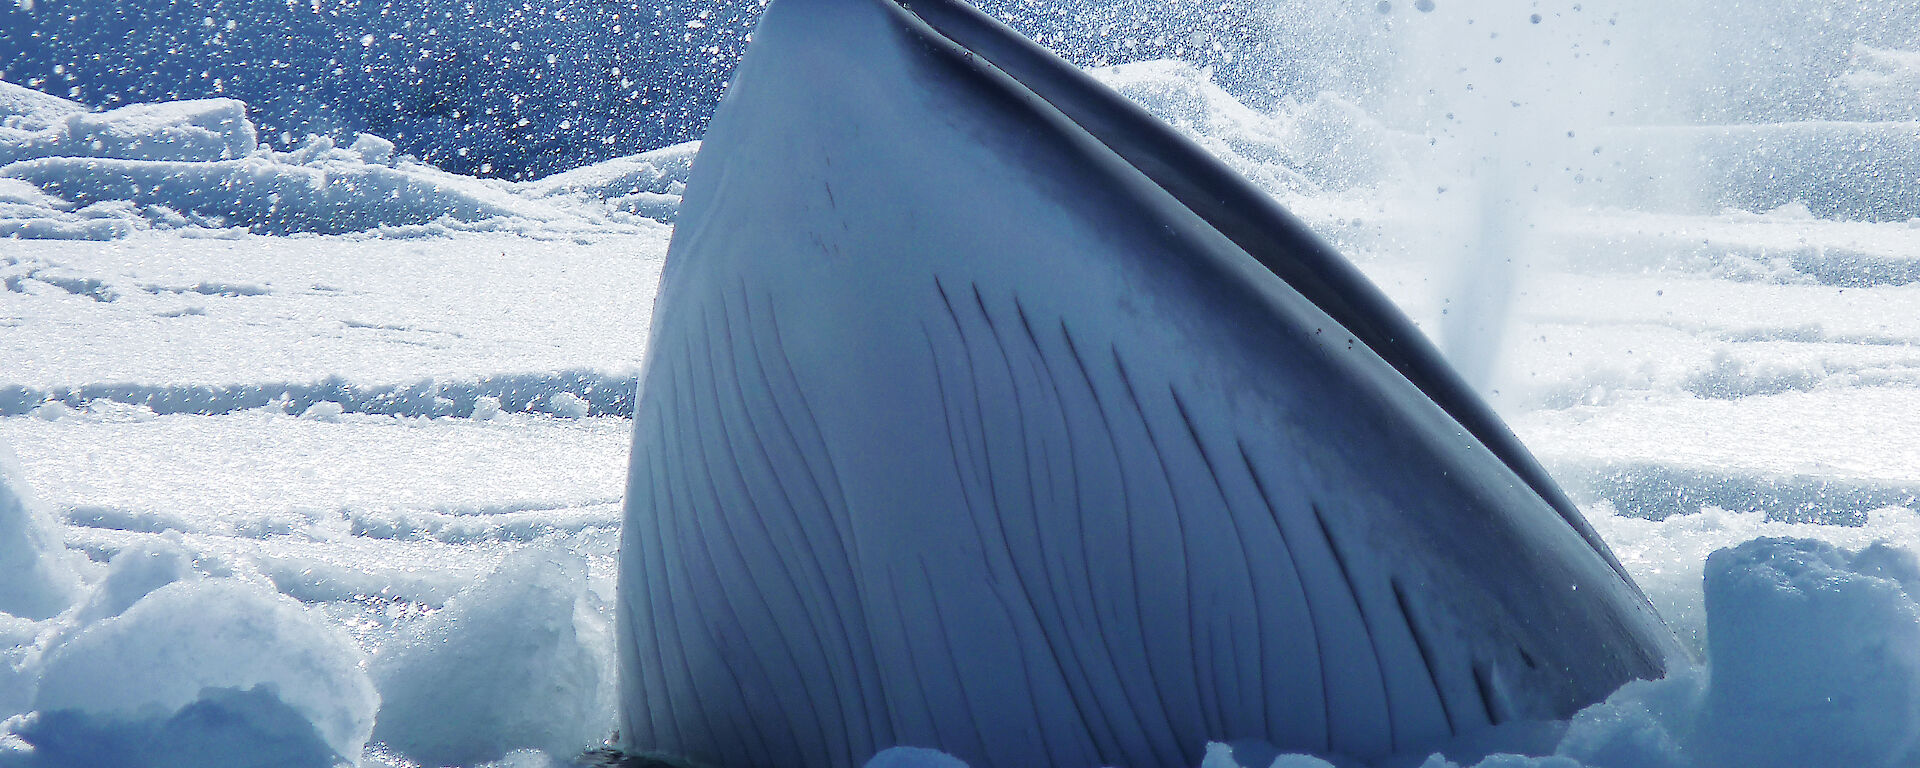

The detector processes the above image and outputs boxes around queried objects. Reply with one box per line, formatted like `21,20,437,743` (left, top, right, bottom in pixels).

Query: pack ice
0,80,696,239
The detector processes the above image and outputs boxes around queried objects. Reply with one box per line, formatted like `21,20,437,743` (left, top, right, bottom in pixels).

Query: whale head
614,1,1682,766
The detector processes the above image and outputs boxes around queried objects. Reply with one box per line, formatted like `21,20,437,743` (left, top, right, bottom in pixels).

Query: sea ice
369,545,613,766
26,579,377,765
0,84,692,238
544,392,590,419
0,440,79,622
68,537,198,623
0,96,255,165
1693,539,1920,767
4,685,345,768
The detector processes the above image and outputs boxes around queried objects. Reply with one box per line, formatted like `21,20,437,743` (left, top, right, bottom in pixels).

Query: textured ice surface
1696,539,1920,766
30,579,377,764
0,441,79,621
371,546,613,766
0,92,255,165
6,685,348,768
0,84,694,238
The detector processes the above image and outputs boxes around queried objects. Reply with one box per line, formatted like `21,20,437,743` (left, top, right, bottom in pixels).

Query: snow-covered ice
1,7,1918,766
0,81,695,240
0,93,254,167
370,546,612,767
19,578,378,767
0,234,665,413
0,439,79,622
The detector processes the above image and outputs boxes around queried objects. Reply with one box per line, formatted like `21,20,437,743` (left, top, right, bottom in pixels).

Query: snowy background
1,0,1919,766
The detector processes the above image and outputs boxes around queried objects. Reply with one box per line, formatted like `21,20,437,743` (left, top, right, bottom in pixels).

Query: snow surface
0,19,1918,768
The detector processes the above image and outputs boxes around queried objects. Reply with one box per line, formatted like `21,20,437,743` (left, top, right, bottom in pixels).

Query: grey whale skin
614,0,1683,765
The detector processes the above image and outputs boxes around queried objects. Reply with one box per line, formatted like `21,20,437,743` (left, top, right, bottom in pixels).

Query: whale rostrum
613,1,1683,766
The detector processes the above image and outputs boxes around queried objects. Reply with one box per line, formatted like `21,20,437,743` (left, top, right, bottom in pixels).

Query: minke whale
614,0,1683,765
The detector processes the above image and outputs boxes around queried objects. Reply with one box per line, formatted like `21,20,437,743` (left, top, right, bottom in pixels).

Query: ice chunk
520,141,699,223
478,750,564,768
0,439,80,621
369,545,612,766
7,684,345,768
545,392,589,419
1696,538,1920,767
470,396,503,421
523,141,699,200
0,91,256,165
1201,743,1253,768
1551,537,1920,768
1440,757,1585,768
52,99,257,163
0,82,83,130
858,744,1344,768
347,134,394,166
863,747,971,768
1268,757,1341,768
30,579,378,765
299,401,346,422
1555,669,1702,768
71,537,198,622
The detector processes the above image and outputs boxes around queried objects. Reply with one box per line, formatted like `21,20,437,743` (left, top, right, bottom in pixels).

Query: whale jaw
614,1,1680,766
